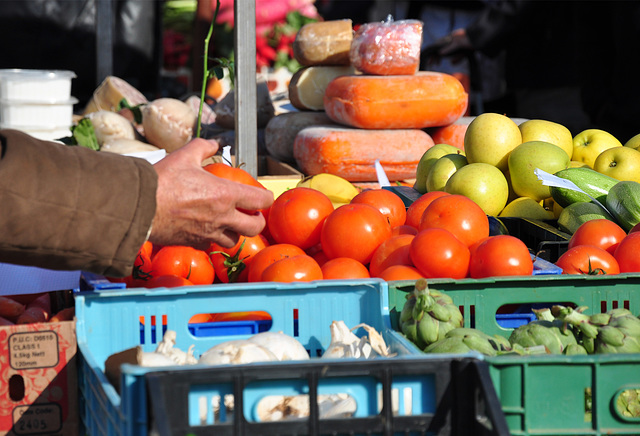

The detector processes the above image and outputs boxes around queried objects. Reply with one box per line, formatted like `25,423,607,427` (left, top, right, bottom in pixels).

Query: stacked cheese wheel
265,17,469,182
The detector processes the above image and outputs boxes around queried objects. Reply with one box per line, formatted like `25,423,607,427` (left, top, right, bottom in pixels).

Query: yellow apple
569,160,589,168
508,141,570,202
444,162,509,216
464,113,522,172
624,133,640,150
519,119,574,160
593,146,640,182
572,129,622,168
426,153,468,192
498,197,554,220
413,143,464,194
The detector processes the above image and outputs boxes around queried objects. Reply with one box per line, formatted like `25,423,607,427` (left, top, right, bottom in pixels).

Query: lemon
498,197,554,220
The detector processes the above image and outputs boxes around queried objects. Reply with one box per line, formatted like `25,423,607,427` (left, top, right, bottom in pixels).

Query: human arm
0,130,273,276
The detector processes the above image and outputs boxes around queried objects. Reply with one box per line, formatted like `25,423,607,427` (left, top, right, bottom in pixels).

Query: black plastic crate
146,356,510,436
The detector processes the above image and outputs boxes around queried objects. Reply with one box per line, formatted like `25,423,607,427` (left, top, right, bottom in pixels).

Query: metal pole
95,0,114,85
234,0,258,177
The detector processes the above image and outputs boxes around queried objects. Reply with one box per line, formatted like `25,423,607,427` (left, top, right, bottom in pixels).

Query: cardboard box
0,320,77,436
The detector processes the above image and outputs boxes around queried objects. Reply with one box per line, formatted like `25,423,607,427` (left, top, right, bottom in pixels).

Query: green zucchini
557,201,615,234
550,167,619,208
605,181,640,231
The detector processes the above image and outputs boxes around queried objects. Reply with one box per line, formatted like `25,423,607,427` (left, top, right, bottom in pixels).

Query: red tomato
419,194,489,247
267,187,334,249
369,234,415,277
203,162,265,188
568,219,627,255
151,246,215,285
630,223,640,233
350,188,407,228
139,240,153,259
211,311,272,322
410,228,470,279
405,191,450,229
391,225,418,236
209,234,269,283
556,245,620,275
260,254,323,282
469,235,533,278
321,204,392,264
143,275,194,288
247,243,306,282
614,232,640,272
321,257,371,280
378,265,424,281
203,162,271,228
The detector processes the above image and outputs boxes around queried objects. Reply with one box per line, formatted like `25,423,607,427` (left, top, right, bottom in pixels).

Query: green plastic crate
387,274,640,435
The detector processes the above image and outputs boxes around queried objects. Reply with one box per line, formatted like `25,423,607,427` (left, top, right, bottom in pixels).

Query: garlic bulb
199,340,278,365
322,320,391,359
247,331,310,361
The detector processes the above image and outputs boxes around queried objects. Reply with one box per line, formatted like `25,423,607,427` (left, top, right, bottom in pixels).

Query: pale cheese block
289,65,355,111
293,19,353,66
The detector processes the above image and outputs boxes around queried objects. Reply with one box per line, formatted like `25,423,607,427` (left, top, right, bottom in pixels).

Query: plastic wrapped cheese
350,17,423,76
323,71,468,129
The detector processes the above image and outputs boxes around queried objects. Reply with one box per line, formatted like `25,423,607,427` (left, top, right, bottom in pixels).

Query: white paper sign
375,160,390,187
534,168,608,211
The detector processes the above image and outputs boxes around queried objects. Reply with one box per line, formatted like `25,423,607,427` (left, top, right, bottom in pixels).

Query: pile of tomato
109,162,554,288
554,219,640,275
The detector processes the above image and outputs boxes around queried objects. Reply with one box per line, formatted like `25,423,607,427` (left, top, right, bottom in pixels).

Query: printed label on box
11,403,62,435
8,332,59,370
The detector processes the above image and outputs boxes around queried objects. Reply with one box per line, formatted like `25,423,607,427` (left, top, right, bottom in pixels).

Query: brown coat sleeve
0,129,157,277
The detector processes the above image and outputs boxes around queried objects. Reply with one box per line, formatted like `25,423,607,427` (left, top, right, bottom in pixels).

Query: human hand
149,138,274,250
422,28,473,66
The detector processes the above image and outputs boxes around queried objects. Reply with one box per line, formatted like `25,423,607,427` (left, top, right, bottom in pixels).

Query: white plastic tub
0,69,76,102
0,97,78,128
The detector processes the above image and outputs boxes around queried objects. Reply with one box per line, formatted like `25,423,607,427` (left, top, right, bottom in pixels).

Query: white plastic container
0,97,78,128
0,69,76,102
0,124,72,142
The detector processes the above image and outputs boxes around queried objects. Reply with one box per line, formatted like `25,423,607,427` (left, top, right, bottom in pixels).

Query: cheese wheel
324,72,468,129
293,19,353,66
289,65,356,111
350,19,423,75
293,125,435,182
265,111,335,164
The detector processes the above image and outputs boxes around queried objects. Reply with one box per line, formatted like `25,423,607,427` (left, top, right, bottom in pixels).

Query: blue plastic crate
76,280,509,436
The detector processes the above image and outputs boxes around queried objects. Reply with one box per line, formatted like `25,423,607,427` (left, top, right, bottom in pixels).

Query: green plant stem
196,0,220,138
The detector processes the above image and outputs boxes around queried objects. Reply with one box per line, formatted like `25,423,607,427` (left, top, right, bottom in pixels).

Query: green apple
572,129,622,168
519,119,574,160
624,133,640,150
593,146,640,182
413,143,464,194
508,140,570,202
426,153,468,192
445,162,509,216
464,112,522,172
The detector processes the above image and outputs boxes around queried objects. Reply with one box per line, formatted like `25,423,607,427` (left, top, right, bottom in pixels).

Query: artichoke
552,305,640,354
399,279,463,350
509,314,580,355
424,327,510,356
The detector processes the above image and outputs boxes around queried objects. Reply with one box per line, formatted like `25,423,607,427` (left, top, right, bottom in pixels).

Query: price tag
534,168,609,211
375,160,390,187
